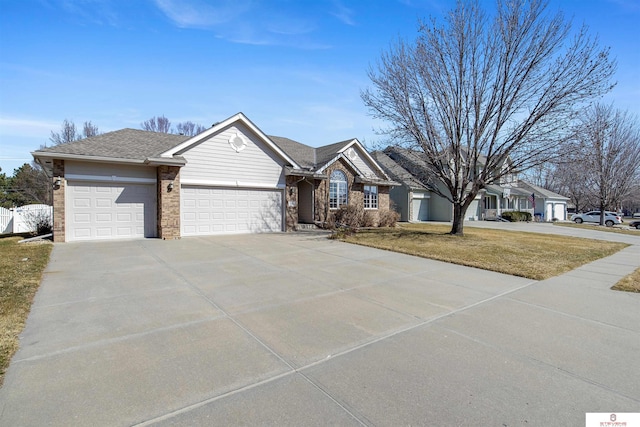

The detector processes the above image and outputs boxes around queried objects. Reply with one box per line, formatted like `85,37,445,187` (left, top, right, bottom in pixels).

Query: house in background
372,151,432,222
517,181,569,221
32,113,396,242
378,146,568,222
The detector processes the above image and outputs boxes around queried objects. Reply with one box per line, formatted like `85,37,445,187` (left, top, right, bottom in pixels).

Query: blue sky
1,0,638,175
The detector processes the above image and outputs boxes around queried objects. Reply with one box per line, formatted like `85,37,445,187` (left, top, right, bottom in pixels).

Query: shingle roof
269,136,355,172
383,146,434,179
315,140,353,165
34,126,387,181
371,151,427,190
34,129,189,161
484,184,530,197
268,136,316,169
518,180,569,199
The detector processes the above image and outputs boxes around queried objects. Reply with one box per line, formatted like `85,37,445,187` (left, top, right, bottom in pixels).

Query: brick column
52,159,65,242
157,166,181,239
285,175,298,231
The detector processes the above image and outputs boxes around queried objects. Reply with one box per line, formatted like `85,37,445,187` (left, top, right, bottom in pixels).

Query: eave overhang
354,176,400,187
284,167,327,180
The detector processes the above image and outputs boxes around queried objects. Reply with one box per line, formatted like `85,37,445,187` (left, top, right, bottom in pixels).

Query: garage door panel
67,181,156,242
74,213,91,223
95,213,112,222
74,198,91,208
412,198,429,222
181,185,282,236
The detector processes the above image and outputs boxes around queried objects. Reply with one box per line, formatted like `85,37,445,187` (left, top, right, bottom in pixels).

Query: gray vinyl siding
349,147,380,179
430,195,452,221
179,123,286,188
65,161,156,181
466,198,481,221
389,186,409,221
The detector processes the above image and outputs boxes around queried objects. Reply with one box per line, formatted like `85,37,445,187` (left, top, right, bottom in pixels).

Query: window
329,170,348,209
483,196,496,209
364,185,378,209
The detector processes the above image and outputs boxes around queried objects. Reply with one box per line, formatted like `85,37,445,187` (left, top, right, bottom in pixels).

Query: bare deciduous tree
49,119,77,145
141,115,208,136
362,0,616,235
49,119,101,145
549,158,592,213
141,115,172,133
175,121,207,136
574,104,640,224
82,121,100,138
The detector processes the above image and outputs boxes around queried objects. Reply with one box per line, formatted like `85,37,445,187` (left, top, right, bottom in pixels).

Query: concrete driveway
1,230,639,426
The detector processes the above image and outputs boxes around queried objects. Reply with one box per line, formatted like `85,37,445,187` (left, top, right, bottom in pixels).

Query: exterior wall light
53,177,62,188
167,182,174,191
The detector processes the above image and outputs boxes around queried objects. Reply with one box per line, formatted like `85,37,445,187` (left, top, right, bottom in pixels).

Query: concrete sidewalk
0,231,638,426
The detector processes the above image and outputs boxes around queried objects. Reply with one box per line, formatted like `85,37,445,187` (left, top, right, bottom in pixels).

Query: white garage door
66,181,157,242
412,197,429,221
181,186,282,236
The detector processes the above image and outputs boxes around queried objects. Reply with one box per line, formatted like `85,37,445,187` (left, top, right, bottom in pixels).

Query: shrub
501,211,532,222
362,210,378,227
23,210,53,236
332,204,364,229
379,208,400,227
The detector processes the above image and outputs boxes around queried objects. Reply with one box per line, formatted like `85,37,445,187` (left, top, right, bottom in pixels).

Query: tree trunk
450,203,465,236
599,201,606,225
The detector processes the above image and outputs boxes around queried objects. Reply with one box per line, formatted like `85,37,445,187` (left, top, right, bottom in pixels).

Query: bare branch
362,0,615,234
141,115,172,133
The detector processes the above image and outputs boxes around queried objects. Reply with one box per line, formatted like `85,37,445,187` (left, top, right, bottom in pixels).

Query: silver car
571,211,622,227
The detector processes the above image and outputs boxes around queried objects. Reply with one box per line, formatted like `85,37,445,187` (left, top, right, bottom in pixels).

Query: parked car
571,211,622,227
629,220,640,229
633,213,640,219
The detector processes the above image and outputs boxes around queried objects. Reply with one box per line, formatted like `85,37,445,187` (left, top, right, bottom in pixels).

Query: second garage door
181,186,283,236
66,181,157,242
412,197,429,221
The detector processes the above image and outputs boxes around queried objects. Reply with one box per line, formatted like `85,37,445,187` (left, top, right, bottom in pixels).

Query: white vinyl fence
0,204,53,234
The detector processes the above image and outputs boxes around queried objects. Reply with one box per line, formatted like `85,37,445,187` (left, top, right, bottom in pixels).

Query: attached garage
66,181,157,242
36,113,396,242
181,186,282,236
411,193,429,221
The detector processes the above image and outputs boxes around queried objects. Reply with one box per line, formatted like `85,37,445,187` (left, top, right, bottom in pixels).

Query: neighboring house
379,146,568,222
32,113,396,242
380,146,483,222
516,181,569,221
371,151,430,222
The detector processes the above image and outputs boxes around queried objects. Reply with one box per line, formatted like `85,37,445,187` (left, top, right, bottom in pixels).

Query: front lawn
340,223,627,280
0,237,52,386
554,222,640,236
612,268,640,293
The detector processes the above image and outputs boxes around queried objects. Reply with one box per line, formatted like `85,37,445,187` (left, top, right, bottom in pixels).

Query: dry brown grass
554,222,640,236
0,236,52,386
342,223,627,280
612,268,640,293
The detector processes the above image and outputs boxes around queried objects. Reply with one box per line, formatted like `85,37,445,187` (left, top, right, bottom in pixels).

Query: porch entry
297,180,314,224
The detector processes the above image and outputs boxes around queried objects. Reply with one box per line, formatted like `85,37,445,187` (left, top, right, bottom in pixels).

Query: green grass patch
341,223,627,280
0,237,52,386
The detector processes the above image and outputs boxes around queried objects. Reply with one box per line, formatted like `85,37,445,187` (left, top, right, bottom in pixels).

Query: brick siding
157,166,181,239
52,159,65,242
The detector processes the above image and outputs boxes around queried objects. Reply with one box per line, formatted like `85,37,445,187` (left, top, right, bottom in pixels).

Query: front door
297,180,314,224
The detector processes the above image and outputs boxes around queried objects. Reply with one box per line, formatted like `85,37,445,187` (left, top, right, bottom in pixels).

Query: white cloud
331,1,356,26
0,117,59,138
153,0,251,28
153,0,331,49
59,0,121,26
